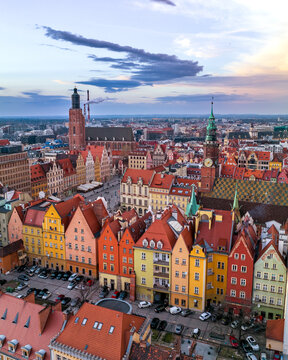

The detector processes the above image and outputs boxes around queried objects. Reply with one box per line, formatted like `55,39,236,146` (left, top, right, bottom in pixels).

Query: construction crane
83,90,106,121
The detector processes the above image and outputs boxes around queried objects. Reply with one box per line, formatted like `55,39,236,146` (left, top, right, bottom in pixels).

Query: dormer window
142,239,148,247
150,240,155,248
35,349,46,360
0,335,6,348
8,339,18,353
157,241,163,249
21,344,32,358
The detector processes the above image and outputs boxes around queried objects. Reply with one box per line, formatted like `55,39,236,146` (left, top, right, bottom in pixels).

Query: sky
0,0,288,116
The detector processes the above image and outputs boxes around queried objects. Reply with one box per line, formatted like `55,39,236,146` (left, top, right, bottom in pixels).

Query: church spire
209,98,215,119
185,186,199,218
205,98,217,142
232,183,241,223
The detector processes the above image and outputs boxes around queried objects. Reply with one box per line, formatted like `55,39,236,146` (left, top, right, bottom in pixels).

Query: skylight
74,317,79,324
12,312,19,324
24,316,30,328
1,309,7,320
109,326,115,334
82,318,87,325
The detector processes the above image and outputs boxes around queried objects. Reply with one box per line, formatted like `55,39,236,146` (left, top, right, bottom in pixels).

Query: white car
138,301,151,309
67,281,77,290
246,336,259,351
199,312,211,321
231,320,239,329
246,353,257,360
68,273,78,282
42,291,51,300
169,306,182,315
260,353,267,360
16,282,28,291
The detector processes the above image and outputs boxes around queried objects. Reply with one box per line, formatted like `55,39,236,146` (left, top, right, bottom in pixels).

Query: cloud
151,0,176,6
156,93,251,103
76,78,142,93
40,43,74,52
0,87,5,91
42,26,203,85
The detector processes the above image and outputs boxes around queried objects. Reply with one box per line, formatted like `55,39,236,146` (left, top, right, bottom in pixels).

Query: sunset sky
1,0,288,116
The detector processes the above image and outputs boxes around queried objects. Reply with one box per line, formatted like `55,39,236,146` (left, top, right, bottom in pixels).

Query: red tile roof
57,158,76,176
0,293,64,360
91,198,109,223
121,169,155,185
0,139,10,146
30,164,46,183
24,208,47,227
53,303,145,360
150,173,174,190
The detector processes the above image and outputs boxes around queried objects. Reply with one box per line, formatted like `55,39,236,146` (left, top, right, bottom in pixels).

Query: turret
71,87,80,109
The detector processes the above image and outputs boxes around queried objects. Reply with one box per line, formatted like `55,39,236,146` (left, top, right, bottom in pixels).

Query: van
169,306,182,315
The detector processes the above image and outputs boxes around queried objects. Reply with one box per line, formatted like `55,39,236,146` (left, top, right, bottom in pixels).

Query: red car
86,279,93,287
229,335,239,348
111,290,120,298
55,294,65,303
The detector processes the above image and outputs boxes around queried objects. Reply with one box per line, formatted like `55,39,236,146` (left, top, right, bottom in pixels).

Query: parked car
62,271,72,281
241,339,252,353
170,306,182,315
68,273,78,282
56,271,65,280
26,287,36,296
99,286,109,298
42,291,51,300
26,269,35,277
138,301,151,309
246,353,258,360
229,335,239,348
61,297,71,306
231,320,239,329
67,281,77,290
86,278,93,287
150,317,160,330
75,283,86,290
211,311,223,322
192,328,201,339
75,275,84,283
199,312,211,321
260,353,267,360
16,282,28,291
246,336,259,351
158,320,167,331
38,271,48,279
175,324,184,334
221,316,231,326
70,297,80,307
50,270,58,279
37,288,49,299
17,294,25,299
181,309,194,317
18,274,29,282
55,294,65,303
154,304,166,313
35,267,42,274
119,291,127,300
241,322,254,331
29,265,38,273
17,265,26,273
111,290,120,298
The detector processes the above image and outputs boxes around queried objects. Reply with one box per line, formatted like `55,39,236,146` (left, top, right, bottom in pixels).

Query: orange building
30,164,48,199
0,240,26,273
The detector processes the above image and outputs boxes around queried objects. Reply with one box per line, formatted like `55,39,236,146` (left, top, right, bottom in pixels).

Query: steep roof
53,303,144,360
56,158,76,176
80,205,101,235
0,293,64,360
30,164,46,183
256,239,285,265
85,127,134,142
126,212,152,243
150,173,174,190
91,198,109,223
0,240,23,257
24,208,47,228
54,195,84,219
121,169,155,185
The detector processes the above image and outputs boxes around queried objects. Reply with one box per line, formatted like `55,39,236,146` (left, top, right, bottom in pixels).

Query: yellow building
189,244,207,311
269,154,282,171
128,151,152,170
149,173,174,212
76,152,86,185
42,196,83,270
23,203,50,266
94,155,101,182
171,227,192,308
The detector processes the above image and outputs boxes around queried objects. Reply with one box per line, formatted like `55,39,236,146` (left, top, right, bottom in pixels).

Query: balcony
153,271,169,278
153,282,169,291
153,258,169,266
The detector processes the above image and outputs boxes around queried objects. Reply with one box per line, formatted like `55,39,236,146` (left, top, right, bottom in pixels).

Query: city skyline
1,0,288,116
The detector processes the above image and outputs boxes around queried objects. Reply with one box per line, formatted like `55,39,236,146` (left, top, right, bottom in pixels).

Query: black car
50,270,58,279
154,304,166,313
62,271,72,281
151,317,160,330
119,291,128,300
240,339,252,353
61,297,71,306
158,320,167,331
75,275,84,283
221,316,231,325
17,265,26,273
26,287,36,296
56,271,65,280
18,274,29,282
37,288,49,299
99,286,109,298
211,311,224,322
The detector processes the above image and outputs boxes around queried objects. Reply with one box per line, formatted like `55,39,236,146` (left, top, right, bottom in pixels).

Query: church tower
69,88,85,151
200,100,219,192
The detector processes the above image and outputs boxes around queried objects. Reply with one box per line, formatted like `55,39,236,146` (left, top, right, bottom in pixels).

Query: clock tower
200,101,219,192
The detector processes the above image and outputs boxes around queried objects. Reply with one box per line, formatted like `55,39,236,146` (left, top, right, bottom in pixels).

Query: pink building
8,206,25,243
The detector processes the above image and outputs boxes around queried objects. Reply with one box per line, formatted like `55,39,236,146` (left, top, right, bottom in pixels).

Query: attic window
1,309,7,320
74,317,79,324
21,344,32,358
157,241,163,249
12,312,19,324
84,344,88,351
109,326,115,334
0,335,6,347
150,240,155,248
142,239,148,247
24,316,31,328
35,349,46,360
82,318,87,325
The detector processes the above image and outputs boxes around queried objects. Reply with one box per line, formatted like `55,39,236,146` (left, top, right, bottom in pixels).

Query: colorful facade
149,173,174,212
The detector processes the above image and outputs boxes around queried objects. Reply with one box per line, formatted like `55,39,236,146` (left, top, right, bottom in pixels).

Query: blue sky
0,0,288,116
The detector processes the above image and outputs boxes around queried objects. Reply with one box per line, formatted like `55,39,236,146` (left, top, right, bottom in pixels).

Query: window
230,290,236,297
273,263,276,270
141,277,146,285
255,294,260,301
195,272,199,281
278,287,283,294
74,228,78,233
240,291,245,299
110,264,114,271
262,296,267,303
129,257,133,264
269,297,275,305
194,287,199,295
182,272,186,279
88,246,91,252
110,246,113,251
240,279,246,286
81,245,85,251
271,285,275,293
263,284,268,291
75,244,78,250
123,266,127,274
175,271,179,277
109,326,115,334
241,254,245,260
175,285,179,291
103,245,106,250
256,271,261,278
110,255,114,261
255,283,260,290
141,264,146,272
123,257,127,263
232,264,237,272
217,275,224,282
264,262,269,269
217,262,224,269
234,253,239,259
208,255,212,262
195,259,200,267
175,258,179,264
277,298,282,306
82,318,88,325
179,248,182,252
279,275,284,282
103,263,107,270
174,298,179,305
231,277,237,285
182,259,186,265
74,235,78,241
263,273,268,280
241,266,247,273
141,253,146,260
103,253,107,260
74,317,79,324
82,257,85,263
182,286,186,293
271,274,276,281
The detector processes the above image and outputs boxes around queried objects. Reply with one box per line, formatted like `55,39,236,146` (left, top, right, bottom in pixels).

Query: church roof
85,127,134,142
